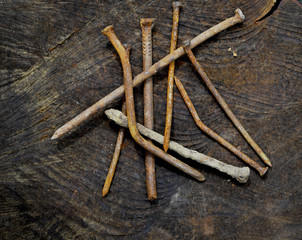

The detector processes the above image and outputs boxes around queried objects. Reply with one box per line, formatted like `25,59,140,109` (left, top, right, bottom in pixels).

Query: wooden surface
1,0,301,239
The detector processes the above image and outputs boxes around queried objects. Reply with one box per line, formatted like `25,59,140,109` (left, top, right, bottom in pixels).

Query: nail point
266,160,272,168
260,153,272,167
163,145,169,152
102,189,108,197
51,132,58,140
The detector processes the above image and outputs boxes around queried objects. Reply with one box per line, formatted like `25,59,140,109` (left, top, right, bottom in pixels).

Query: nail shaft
102,26,205,182
102,45,131,197
140,18,157,200
163,2,182,152
183,43,272,168
51,9,245,140
174,76,268,176
105,108,250,183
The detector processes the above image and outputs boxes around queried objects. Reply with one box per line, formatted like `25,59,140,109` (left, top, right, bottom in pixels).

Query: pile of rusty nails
51,3,272,201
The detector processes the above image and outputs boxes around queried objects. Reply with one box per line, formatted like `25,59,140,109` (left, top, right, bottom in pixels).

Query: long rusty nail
102,45,131,197
182,42,272,167
163,2,182,152
51,9,245,140
102,25,205,183
174,76,268,176
106,108,251,183
140,18,157,201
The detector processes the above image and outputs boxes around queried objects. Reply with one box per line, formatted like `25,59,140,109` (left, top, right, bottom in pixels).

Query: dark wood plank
1,0,301,239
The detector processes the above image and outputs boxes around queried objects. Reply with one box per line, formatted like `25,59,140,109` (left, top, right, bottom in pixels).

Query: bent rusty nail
140,18,157,200
51,9,245,140
174,76,268,176
102,45,131,197
163,2,182,152
182,42,271,168
102,25,205,182
105,108,250,183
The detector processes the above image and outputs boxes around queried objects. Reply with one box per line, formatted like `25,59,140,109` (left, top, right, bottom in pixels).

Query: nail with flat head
105,108,251,183
51,9,245,140
102,45,131,197
163,2,182,152
182,41,271,170
174,75,268,176
140,18,157,201
103,26,205,184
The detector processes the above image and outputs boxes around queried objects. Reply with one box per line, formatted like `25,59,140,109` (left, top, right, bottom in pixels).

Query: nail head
172,2,183,8
140,18,155,28
102,25,114,35
235,9,245,22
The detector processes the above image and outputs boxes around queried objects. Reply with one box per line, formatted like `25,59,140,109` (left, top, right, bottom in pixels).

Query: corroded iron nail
51,9,245,140
174,76,268,176
140,18,157,201
102,45,131,197
182,41,272,167
163,2,182,152
102,25,205,183
105,108,251,183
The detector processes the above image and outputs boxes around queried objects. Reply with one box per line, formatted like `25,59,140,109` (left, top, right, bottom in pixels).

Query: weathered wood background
1,0,301,239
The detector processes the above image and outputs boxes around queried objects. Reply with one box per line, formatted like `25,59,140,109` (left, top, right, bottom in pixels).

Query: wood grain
1,0,301,239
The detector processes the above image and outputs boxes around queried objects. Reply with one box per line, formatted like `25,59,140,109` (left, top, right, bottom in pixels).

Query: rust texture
3,1,301,238
163,2,182,152
102,45,131,197
183,43,272,168
174,76,268,176
140,18,157,201
51,9,245,140
102,25,205,183
105,108,251,183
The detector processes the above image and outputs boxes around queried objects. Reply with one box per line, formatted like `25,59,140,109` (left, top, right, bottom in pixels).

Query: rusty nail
105,108,250,183
102,25,205,183
174,76,268,176
182,41,271,168
102,45,131,197
51,9,245,140
140,18,157,200
182,41,271,169
163,2,182,152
